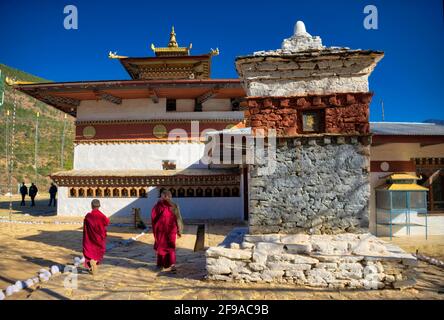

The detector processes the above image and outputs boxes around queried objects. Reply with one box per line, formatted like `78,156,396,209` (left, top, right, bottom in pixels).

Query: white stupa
281,20,324,52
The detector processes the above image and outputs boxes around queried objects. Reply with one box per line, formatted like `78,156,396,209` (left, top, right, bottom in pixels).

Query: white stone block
6,286,15,296
269,253,319,264
240,242,255,249
352,239,390,256
334,269,363,280
362,280,385,290
281,234,310,244
51,265,60,275
285,270,306,280
232,264,252,275
252,252,268,264
261,270,284,281
309,268,336,280
338,263,363,272
312,240,349,255
317,263,338,270
249,262,266,272
230,243,240,250
285,243,312,254
206,257,236,275
365,273,385,282
255,242,284,254
244,234,281,243
267,262,312,271
206,247,252,260
363,265,379,277
15,281,24,290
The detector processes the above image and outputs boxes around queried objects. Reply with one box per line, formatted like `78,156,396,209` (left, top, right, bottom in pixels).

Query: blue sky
0,0,443,122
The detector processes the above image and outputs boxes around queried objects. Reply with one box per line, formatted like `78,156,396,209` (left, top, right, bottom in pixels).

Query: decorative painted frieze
75,121,241,141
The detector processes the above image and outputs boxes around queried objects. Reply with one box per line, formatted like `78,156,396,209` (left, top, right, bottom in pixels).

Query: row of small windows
165,98,241,112
69,187,146,198
413,157,444,166
68,186,240,198
160,187,240,198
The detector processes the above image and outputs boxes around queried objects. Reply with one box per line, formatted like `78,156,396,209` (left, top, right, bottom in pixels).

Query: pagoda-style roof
117,54,214,80
14,79,245,117
376,172,428,192
109,27,220,80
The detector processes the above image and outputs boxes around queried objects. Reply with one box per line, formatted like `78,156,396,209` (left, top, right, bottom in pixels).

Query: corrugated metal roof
207,123,444,137
370,122,444,136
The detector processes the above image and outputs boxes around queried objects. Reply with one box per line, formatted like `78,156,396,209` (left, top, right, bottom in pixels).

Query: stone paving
1,219,442,300
0,196,442,300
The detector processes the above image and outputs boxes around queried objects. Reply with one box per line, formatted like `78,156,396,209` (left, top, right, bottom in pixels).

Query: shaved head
91,199,101,209
160,189,172,200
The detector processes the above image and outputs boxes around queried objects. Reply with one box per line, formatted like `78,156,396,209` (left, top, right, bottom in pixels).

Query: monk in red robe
151,190,182,272
83,199,110,275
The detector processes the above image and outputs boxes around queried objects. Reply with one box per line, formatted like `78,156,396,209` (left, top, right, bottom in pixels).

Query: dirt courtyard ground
0,195,443,300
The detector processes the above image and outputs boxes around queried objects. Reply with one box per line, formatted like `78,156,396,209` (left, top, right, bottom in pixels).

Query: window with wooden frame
166,99,176,112
413,157,444,213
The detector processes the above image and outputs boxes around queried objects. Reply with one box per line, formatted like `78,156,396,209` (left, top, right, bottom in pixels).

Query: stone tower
236,21,384,235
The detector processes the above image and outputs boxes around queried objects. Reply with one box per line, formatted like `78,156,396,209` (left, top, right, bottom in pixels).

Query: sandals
162,265,177,273
89,259,98,275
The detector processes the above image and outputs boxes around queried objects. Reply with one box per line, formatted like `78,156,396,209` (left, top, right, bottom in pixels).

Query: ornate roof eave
50,168,242,187
14,79,245,117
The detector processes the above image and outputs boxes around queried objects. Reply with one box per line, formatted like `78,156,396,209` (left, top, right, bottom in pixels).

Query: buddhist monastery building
15,27,247,221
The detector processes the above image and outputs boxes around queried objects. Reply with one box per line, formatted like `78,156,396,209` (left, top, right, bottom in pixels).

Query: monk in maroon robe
83,199,110,274
151,190,182,272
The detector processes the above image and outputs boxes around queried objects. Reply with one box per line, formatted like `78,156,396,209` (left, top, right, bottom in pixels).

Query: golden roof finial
168,26,178,48
150,27,192,56
108,51,128,59
5,76,35,86
210,48,220,56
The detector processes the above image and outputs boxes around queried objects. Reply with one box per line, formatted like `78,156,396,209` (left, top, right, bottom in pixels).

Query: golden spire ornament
168,26,178,47
150,26,192,56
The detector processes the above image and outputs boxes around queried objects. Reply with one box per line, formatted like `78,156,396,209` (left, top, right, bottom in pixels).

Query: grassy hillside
0,63,75,194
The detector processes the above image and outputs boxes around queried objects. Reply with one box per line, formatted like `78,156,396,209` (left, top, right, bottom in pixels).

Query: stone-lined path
1,220,442,300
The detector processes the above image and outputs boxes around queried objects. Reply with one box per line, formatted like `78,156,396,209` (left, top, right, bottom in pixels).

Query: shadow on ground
18,228,203,281
0,198,57,217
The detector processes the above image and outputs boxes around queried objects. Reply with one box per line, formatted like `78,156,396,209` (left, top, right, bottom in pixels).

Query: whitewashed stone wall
249,137,370,234
235,51,382,97
74,142,207,170
206,228,417,289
